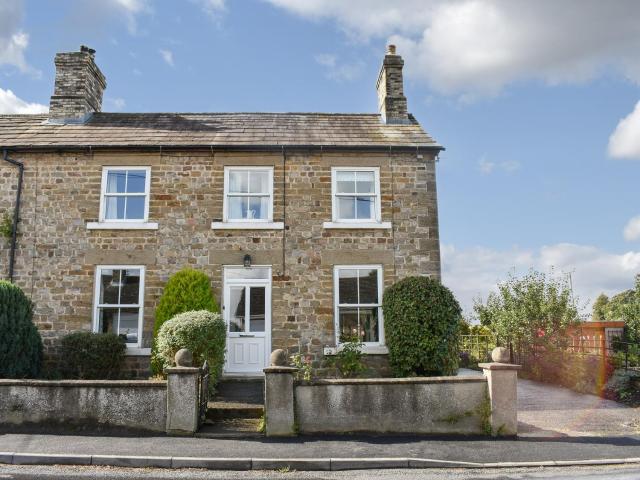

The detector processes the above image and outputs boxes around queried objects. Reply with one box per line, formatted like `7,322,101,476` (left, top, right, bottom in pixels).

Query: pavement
0,377,639,471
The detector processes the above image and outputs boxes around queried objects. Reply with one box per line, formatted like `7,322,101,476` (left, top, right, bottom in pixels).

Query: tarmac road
3,464,640,479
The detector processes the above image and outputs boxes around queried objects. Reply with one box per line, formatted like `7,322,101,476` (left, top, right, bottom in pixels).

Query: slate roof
0,112,441,150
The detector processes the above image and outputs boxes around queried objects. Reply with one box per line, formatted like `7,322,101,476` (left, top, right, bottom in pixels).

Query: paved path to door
518,378,640,437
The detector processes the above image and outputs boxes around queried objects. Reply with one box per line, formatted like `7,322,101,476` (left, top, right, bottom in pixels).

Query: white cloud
0,1,38,76
608,100,640,160
107,0,151,34
478,156,520,175
197,0,226,20
267,0,640,98
442,243,640,316
624,216,640,242
0,87,48,114
159,49,174,67
314,53,364,82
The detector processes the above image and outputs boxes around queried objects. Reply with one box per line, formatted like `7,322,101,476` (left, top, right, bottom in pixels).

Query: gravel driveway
518,378,640,437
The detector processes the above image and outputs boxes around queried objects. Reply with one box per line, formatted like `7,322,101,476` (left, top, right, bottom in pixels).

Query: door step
196,418,263,439
215,378,264,405
206,401,264,421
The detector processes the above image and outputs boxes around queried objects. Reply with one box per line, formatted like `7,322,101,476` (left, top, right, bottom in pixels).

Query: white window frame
97,166,152,224
330,167,382,224
92,265,145,350
222,166,274,223
333,265,385,349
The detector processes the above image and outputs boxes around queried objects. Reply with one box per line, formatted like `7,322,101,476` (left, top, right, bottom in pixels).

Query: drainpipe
2,149,24,282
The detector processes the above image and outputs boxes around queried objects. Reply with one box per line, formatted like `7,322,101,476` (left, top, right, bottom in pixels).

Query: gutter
2,143,445,154
2,149,23,282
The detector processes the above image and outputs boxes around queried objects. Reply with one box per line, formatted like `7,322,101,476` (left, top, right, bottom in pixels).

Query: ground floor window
334,265,383,345
93,265,145,347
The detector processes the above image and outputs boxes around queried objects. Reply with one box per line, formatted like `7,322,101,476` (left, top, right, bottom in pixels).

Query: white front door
223,267,271,375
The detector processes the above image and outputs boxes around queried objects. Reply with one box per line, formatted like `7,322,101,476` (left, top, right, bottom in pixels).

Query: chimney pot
48,45,106,123
387,44,396,55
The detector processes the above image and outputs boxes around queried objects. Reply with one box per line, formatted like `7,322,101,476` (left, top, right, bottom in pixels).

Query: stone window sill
323,221,392,230
87,222,159,230
211,221,284,230
125,347,151,356
324,345,389,355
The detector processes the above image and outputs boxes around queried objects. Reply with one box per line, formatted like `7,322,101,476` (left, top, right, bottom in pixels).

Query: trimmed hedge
156,310,226,390
0,280,43,378
382,276,462,377
151,269,219,375
60,332,126,379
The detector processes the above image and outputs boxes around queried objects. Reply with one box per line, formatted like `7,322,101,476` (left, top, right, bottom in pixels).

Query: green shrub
60,332,126,379
151,269,219,375
156,310,226,390
0,281,43,378
328,334,366,378
382,276,462,377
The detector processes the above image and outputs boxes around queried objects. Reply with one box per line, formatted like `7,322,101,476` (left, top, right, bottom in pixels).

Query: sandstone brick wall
0,149,440,377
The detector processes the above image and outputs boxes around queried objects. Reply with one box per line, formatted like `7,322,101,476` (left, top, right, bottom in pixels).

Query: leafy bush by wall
0,280,43,378
156,310,226,390
382,276,462,377
60,332,126,379
151,269,219,375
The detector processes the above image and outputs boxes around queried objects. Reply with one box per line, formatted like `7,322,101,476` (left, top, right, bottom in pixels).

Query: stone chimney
376,45,409,124
48,46,106,123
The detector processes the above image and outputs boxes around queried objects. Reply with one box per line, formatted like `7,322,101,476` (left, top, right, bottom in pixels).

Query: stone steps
206,401,264,421
196,418,263,439
198,378,265,438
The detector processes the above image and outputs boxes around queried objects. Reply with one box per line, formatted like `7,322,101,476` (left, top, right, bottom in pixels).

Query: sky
1,0,640,317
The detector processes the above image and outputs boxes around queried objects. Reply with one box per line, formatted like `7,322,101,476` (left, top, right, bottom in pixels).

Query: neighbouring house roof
0,112,442,151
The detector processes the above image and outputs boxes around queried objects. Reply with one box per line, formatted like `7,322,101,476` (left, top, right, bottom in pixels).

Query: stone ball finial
270,349,288,366
175,348,193,367
491,346,510,363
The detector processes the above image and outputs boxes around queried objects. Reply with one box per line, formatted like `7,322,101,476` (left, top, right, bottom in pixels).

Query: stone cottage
0,45,443,377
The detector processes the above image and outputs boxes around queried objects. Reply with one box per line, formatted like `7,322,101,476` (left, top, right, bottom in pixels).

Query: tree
620,275,640,343
474,269,581,351
383,276,462,377
151,268,219,375
0,281,43,378
592,293,609,321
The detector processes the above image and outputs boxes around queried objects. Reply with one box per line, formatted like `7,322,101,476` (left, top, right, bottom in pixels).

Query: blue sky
1,0,639,315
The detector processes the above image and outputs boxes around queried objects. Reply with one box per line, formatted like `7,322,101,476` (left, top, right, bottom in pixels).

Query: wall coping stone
0,379,166,388
298,375,487,386
264,366,298,374
478,363,522,371
164,367,200,374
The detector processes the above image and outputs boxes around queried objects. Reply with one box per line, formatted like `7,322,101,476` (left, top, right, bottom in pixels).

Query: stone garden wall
295,377,488,435
0,379,167,433
264,363,520,437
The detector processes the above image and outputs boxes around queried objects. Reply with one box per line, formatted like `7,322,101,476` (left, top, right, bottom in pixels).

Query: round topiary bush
156,310,226,389
382,276,462,377
0,280,43,378
151,268,219,375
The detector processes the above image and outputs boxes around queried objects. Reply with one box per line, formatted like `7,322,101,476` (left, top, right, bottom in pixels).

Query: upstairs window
331,167,381,223
100,167,151,222
334,265,384,345
93,266,145,347
223,167,273,222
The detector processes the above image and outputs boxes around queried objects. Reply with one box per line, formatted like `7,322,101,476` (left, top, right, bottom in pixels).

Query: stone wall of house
0,149,440,376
